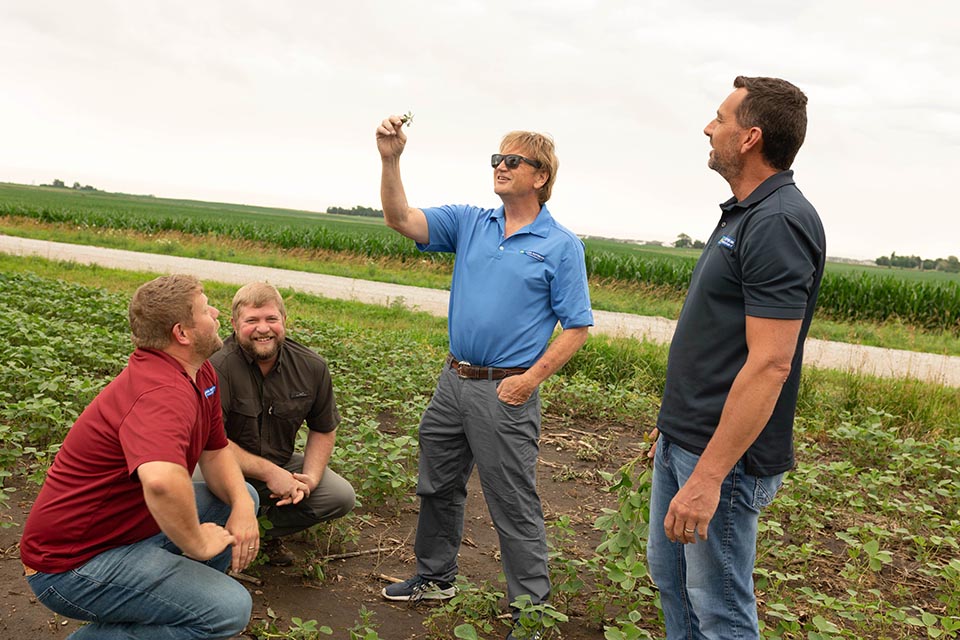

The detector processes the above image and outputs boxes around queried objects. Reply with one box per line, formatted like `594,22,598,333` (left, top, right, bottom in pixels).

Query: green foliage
3,263,960,638
249,608,333,639
424,578,504,639
5,182,960,331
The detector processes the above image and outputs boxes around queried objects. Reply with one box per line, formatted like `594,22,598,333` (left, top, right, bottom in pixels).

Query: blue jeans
26,482,258,640
647,436,782,640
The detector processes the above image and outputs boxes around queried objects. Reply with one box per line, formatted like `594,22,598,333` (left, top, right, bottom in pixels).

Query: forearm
227,440,284,483
200,446,256,510
141,465,207,557
300,430,336,487
523,326,589,386
380,159,428,243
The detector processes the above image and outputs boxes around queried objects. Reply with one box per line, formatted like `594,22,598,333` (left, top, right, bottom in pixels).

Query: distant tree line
42,178,98,192
673,233,705,249
326,205,383,218
876,252,960,273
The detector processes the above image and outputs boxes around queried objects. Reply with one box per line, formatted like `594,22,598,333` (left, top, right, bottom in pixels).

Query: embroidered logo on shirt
204,385,216,398
290,391,309,399
521,250,545,262
718,235,736,249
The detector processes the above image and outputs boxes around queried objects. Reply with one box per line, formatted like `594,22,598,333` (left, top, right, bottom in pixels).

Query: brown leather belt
447,354,527,381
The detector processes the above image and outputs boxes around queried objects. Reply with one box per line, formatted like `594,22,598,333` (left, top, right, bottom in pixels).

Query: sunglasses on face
491,154,542,170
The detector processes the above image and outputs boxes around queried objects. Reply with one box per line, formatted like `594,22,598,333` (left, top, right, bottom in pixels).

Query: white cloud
0,0,957,260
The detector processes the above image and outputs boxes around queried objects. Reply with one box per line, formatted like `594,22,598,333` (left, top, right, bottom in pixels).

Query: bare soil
0,416,638,639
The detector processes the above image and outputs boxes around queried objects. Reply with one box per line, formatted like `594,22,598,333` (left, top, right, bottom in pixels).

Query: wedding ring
248,546,256,550
684,528,695,533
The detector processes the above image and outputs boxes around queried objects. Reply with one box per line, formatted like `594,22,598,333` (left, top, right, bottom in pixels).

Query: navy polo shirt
657,171,825,476
417,203,593,368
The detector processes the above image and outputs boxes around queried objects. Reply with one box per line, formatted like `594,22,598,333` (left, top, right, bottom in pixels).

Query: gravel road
3,234,958,387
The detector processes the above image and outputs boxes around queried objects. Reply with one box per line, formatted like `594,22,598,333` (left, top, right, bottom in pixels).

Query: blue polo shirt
417,204,593,368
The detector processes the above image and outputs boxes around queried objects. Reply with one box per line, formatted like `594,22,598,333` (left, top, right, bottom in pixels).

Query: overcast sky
2,1,957,260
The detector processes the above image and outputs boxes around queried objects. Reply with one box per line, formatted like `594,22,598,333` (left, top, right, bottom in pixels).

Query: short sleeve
119,388,195,474
550,238,594,329
416,205,463,253
305,361,341,433
740,214,821,320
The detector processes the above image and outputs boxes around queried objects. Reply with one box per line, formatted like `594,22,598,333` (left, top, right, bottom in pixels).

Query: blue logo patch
204,385,217,398
521,250,545,262
718,235,736,249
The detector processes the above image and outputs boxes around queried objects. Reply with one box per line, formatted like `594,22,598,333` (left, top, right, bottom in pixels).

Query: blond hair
231,282,287,323
500,131,558,204
129,274,202,350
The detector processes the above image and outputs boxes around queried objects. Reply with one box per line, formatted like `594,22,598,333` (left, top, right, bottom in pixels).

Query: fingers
376,115,407,137
647,427,659,459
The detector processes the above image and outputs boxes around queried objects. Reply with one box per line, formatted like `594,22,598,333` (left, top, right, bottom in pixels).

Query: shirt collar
719,170,795,213
489,204,553,238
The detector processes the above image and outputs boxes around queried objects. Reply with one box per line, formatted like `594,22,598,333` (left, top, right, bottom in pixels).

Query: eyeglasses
491,154,542,170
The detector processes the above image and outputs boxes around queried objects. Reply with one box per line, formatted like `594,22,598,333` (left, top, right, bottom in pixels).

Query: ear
740,126,763,154
534,170,549,190
230,317,239,333
171,322,191,347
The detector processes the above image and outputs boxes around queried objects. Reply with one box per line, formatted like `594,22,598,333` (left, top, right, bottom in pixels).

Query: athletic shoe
381,575,456,602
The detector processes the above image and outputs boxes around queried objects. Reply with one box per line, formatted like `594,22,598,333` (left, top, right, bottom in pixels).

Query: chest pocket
225,397,261,452
264,397,313,456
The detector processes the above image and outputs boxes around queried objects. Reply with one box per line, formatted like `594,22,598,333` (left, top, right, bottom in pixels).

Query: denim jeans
647,436,783,640
26,482,258,640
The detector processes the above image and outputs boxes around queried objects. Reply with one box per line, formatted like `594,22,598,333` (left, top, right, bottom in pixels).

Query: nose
704,120,716,137
210,306,220,319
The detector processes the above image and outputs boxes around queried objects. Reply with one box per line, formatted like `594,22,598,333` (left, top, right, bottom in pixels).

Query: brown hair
231,282,287,323
733,76,808,170
129,274,202,350
500,131,559,204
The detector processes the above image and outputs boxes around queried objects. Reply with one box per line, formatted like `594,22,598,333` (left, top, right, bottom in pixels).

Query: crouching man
20,274,259,639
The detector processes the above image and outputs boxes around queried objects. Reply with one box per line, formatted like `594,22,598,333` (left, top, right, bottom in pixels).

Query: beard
194,330,224,361
238,333,282,362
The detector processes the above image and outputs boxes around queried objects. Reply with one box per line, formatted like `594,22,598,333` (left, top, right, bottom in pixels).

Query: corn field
2,190,959,332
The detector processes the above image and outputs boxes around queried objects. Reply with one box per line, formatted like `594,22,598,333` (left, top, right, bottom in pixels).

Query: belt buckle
456,360,472,378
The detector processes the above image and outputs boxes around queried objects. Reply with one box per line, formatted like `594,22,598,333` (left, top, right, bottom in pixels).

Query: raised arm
376,114,429,243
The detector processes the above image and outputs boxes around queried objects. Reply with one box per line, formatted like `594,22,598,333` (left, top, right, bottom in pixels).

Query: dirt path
3,234,959,387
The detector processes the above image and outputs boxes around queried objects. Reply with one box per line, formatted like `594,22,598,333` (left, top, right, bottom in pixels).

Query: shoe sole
380,586,457,601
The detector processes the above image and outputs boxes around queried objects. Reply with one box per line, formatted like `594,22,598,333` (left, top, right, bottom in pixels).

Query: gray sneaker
381,575,456,602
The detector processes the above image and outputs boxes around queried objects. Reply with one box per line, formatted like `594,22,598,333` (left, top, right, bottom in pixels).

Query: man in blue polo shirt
375,115,593,639
647,77,825,639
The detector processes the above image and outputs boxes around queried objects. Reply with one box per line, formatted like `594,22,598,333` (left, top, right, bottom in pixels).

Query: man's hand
182,522,237,562
292,471,321,496
646,427,659,459
496,373,537,406
225,501,260,572
663,473,720,545
265,467,309,506
376,115,408,160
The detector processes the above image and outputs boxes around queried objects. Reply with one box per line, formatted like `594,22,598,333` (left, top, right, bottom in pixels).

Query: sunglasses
491,154,542,170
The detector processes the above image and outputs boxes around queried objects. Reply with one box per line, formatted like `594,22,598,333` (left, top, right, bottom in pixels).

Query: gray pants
252,453,356,539
414,365,549,610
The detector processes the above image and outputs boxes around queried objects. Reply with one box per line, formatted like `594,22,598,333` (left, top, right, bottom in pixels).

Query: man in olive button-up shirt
210,283,355,564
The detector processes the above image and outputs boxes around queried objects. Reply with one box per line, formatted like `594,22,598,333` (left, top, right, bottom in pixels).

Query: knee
334,481,356,518
207,581,252,638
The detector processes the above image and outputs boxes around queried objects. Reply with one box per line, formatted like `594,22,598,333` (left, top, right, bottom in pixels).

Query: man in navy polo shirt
647,77,825,639
375,115,593,638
